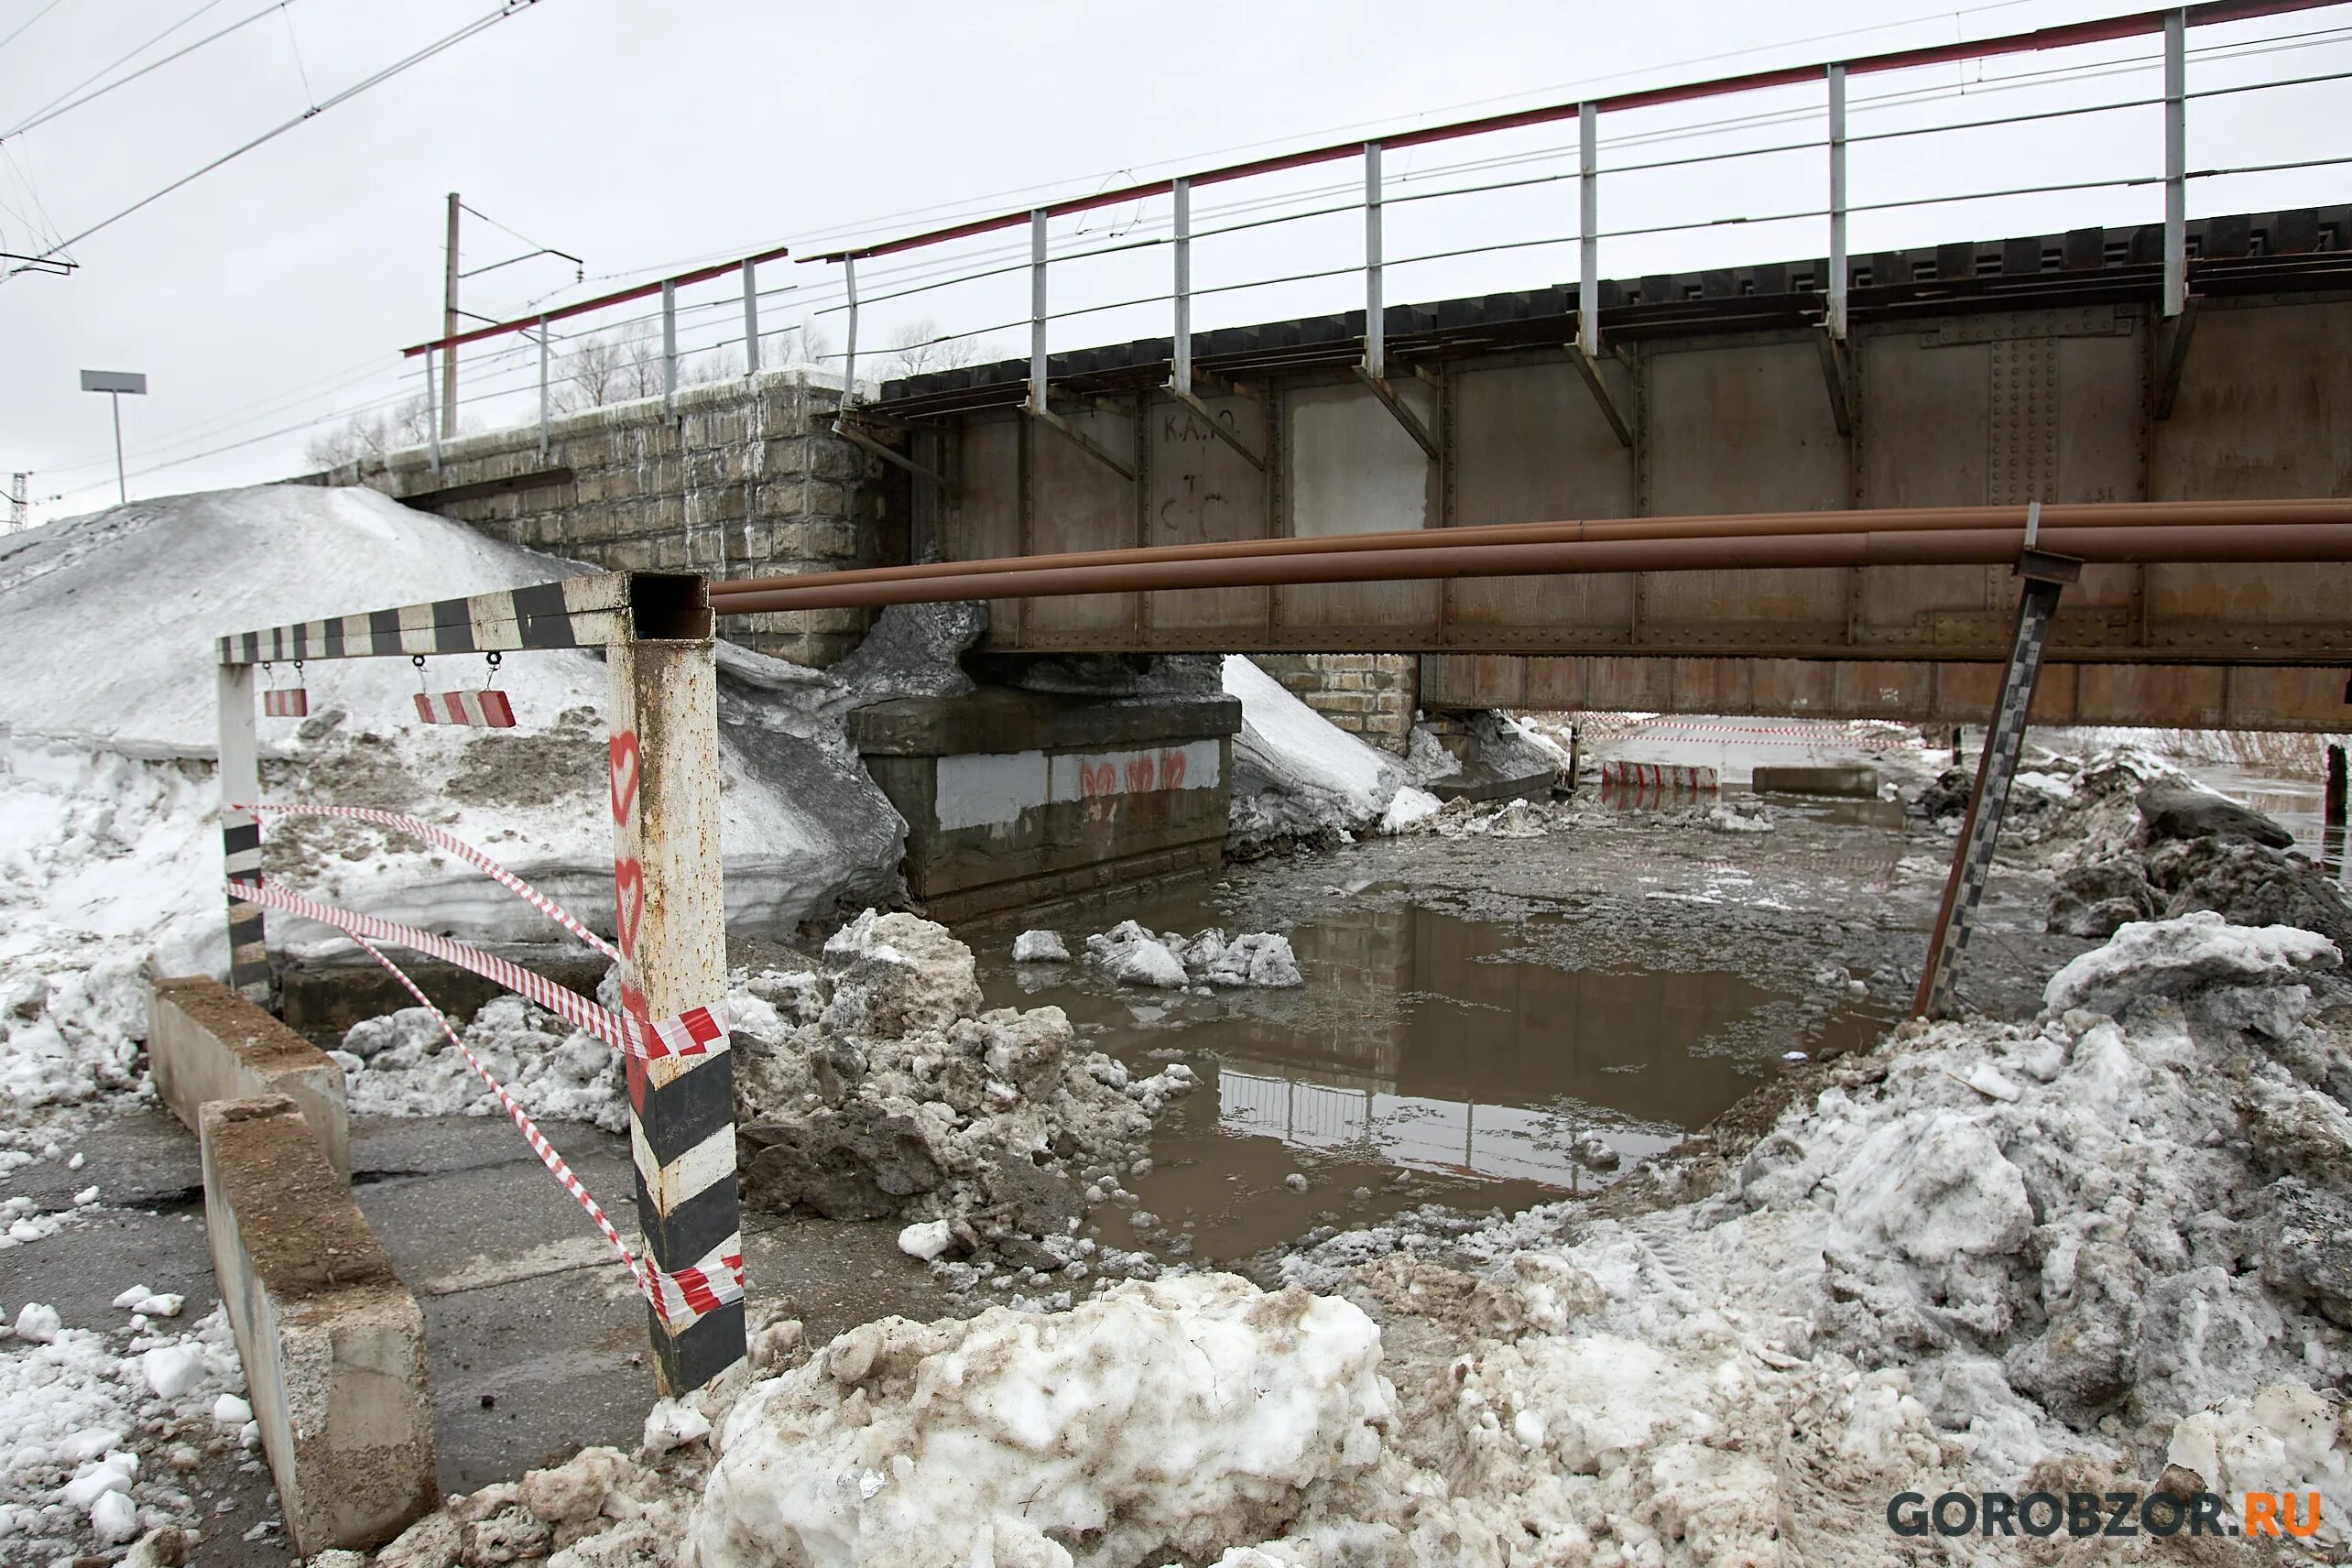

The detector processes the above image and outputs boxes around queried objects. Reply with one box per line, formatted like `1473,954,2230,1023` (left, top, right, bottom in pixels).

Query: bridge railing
397,1,2352,457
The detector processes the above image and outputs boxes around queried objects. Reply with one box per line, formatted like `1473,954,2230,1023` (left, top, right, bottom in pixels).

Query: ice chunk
897,1220,954,1261
140,1344,206,1399
212,1394,253,1426
643,1397,713,1457
1378,786,1443,835
89,1487,138,1543
12,1301,60,1341
1011,930,1069,964
63,1462,132,1508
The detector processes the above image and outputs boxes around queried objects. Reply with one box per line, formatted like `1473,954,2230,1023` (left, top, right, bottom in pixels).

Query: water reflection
978,898,1884,1202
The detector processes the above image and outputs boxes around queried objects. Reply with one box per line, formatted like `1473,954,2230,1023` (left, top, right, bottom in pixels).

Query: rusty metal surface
877,279,2352,693
1419,652,2352,732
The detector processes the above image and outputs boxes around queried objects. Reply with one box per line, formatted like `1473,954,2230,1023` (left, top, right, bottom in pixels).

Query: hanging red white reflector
414,689,517,727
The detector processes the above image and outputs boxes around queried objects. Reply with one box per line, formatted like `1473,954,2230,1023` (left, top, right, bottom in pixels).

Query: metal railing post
1578,103,1600,358
1029,209,1049,411
425,349,442,474
842,256,859,404
2163,10,2187,318
1363,141,1385,378
1827,64,1848,341
1171,178,1192,396
661,279,679,417
742,257,760,377
604,607,745,1394
217,664,268,1006
538,317,551,461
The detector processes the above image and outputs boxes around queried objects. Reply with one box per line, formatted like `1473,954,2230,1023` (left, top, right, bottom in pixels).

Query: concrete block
1750,763,1882,799
149,976,350,1180
199,1095,434,1555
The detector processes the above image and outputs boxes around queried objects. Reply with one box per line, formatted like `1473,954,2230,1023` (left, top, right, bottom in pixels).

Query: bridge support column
1914,549,2081,1019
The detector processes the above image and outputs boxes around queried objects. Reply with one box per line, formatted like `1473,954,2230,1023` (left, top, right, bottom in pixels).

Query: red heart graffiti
608,730,641,827
613,856,645,957
1125,756,1155,793
1160,749,1187,789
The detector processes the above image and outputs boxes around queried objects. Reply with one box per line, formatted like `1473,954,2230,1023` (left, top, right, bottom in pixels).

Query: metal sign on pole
79,370,147,504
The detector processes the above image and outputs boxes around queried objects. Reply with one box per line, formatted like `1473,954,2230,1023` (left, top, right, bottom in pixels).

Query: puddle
969,889,1893,1262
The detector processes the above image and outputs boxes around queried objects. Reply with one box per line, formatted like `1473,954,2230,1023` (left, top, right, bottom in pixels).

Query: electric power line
3,0,552,278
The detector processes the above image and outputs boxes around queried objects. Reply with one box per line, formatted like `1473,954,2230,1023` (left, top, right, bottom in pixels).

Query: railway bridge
864,206,2352,732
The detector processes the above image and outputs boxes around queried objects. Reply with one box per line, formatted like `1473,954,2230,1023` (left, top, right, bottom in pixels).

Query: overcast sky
2,0,2344,522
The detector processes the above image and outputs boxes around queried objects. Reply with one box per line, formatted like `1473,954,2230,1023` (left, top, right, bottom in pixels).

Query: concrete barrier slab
151,975,349,1179
200,1094,435,1555
1751,764,1883,799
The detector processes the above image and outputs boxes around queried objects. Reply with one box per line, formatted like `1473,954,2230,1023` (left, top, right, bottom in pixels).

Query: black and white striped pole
604,608,746,1392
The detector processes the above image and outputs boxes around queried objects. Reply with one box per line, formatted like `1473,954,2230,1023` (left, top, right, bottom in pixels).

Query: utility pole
8,474,25,529
442,192,461,438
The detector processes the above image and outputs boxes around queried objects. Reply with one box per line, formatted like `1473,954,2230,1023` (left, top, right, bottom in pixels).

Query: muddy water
970,885,1894,1262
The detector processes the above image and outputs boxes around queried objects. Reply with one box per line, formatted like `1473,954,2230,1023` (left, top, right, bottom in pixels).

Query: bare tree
563,334,625,408
883,318,978,378
686,343,744,386
618,322,664,401
302,395,434,469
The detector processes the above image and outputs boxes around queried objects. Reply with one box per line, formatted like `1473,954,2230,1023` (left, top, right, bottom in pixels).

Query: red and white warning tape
1630,719,1888,738
343,929,741,1322
414,690,517,728
1599,761,1720,789
229,803,621,963
223,877,725,1065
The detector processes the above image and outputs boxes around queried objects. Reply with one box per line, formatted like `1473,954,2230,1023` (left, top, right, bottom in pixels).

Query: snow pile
1376,785,1443,835
1226,911,2352,1561
1084,920,1304,989
1704,798,1774,834
1382,792,1557,839
1222,657,1401,849
2031,753,2352,944
692,1273,1391,1568
735,911,1197,1262
0,1303,246,1557
336,993,629,1131
0,485,908,1131
2043,910,2339,1014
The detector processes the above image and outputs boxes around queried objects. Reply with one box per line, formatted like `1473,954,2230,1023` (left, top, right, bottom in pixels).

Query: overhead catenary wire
4,0,266,142
3,0,552,278
31,5,2352,510
0,0,71,55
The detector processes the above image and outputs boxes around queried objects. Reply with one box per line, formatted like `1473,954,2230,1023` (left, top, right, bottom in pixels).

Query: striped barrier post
605,619,745,1393
216,572,746,1392
216,663,269,1007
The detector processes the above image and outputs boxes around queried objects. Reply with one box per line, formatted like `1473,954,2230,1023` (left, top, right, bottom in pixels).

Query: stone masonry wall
1253,654,1418,755
313,373,891,668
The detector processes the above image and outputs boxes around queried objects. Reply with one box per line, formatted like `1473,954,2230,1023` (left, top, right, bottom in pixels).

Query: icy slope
0,485,902,1121
1221,656,1402,846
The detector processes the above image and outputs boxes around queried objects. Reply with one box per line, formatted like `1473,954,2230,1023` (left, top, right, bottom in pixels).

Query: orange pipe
713,520,2352,615
708,499,2352,599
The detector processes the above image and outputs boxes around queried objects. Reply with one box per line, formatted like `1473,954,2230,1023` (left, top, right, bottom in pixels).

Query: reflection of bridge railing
1217,1067,1681,1188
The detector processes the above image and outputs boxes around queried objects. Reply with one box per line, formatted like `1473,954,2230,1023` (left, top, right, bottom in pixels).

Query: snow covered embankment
0,485,906,1132
733,911,1195,1277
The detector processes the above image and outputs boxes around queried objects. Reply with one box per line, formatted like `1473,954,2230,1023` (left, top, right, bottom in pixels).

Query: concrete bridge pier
849,683,1242,923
